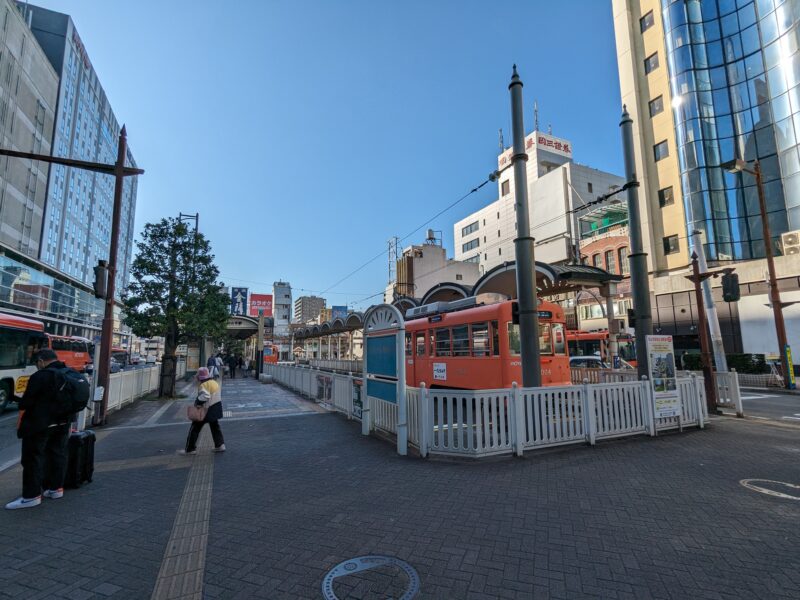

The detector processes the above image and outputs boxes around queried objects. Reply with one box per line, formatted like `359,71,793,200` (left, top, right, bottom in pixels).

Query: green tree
124,217,229,397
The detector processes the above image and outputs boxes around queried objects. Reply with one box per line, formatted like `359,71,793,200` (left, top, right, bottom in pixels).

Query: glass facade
662,0,800,260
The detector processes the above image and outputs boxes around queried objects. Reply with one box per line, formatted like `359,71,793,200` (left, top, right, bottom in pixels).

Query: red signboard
249,294,273,317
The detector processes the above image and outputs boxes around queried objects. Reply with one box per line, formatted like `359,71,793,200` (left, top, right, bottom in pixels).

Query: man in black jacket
5,349,71,510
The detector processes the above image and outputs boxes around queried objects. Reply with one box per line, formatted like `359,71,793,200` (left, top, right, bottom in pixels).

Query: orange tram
404,298,570,390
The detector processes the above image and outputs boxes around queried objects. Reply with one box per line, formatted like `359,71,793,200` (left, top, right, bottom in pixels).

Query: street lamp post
722,159,794,389
0,128,144,424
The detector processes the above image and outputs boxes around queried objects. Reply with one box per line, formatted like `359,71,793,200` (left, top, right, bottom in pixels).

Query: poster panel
646,335,680,418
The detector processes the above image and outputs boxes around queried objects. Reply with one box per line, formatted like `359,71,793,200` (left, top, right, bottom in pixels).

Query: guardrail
106,366,161,412
264,364,709,460
307,359,363,373
570,367,640,384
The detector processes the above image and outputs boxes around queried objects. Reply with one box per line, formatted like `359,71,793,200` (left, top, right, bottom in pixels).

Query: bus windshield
0,327,47,369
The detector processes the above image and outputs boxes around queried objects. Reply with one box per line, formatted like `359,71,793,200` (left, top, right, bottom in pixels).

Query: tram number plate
433,363,447,381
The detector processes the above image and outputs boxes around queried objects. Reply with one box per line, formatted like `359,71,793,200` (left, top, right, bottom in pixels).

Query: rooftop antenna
548,123,552,135
534,100,539,132
498,128,504,152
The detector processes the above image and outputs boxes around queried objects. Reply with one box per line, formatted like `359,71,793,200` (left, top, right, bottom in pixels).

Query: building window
461,221,479,236
465,254,480,263
592,254,601,268
498,248,502,255
640,10,654,33
658,186,674,207
501,180,510,196
649,96,664,117
498,230,501,237
483,219,485,225
497,212,500,219
484,253,487,260
462,238,480,252
605,250,616,274
619,246,629,275
663,235,679,255
653,140,669,161
587,182,593,193
644,52,659,74
483,236,486,243
456,274,463,280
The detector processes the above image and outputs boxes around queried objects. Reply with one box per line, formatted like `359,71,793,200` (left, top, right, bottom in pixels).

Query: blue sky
30,0,623,311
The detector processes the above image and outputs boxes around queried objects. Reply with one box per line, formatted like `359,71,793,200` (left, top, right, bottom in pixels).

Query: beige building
612,0,800,356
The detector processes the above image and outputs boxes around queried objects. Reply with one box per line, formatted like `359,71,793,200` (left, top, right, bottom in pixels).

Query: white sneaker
43,488,64,499
213,444,226,453
5,496,42,510
177,449,197,455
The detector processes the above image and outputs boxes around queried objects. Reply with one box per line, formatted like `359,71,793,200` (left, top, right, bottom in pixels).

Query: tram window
539,323,553,355
471,323,489,356
552,323,566,355
415,332,426,356
452,326,469,356
491,320,500,356
405,333,412,356
507,323,521,356
434,328,451,357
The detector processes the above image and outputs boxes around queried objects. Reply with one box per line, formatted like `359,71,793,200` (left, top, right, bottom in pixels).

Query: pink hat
196,367,211,380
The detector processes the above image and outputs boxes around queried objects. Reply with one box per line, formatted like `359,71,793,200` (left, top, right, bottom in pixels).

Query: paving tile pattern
0,375,798,599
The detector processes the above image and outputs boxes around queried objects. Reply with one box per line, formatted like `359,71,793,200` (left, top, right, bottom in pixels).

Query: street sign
230,287,248,316
249,293,273,317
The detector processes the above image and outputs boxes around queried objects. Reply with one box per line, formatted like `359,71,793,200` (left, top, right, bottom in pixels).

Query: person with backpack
6,349,88,510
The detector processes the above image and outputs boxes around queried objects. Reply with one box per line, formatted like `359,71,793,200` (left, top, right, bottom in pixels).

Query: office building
294,295,325,324
613,0,800,354
273,281,292,360
453,130,625,274
21,3,138,294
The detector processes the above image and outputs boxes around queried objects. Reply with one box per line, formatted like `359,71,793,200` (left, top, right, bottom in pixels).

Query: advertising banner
230,287,248,316
646,335,680,418
331,305,348,320
249,293,273,317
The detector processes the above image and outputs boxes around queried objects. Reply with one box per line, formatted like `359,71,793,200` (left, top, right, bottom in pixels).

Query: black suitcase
65,430,95,488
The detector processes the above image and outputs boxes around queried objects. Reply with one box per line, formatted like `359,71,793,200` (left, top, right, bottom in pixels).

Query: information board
646,335,680,418
366,335,396,378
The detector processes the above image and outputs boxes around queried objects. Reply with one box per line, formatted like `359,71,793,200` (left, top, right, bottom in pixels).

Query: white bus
0,312,48,411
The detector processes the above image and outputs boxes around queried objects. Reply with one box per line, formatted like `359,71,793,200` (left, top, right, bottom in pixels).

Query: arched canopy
420,282,471,305
392,296,418,314
226,315,259,340
472,261,621,299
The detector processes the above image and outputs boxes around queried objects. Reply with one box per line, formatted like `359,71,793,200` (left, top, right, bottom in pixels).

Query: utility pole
179,212,200,369
508,65,541,388
686,253,719,413
723,159,794,389
257,309,265,377
690,229,728,372
619,106,653,378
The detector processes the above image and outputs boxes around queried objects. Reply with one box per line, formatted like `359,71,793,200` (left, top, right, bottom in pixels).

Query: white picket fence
264,364,709,459
105,366,162,412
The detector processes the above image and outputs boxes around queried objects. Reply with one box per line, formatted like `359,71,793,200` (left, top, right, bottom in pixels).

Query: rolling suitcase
65,430,95,488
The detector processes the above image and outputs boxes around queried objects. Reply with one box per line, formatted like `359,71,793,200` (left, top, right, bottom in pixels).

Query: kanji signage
249,294,273,317
230,287,248,316
497,131,573,168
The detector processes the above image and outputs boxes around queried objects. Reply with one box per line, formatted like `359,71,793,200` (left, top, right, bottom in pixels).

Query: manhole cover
740,478,800,500
322,555,419,600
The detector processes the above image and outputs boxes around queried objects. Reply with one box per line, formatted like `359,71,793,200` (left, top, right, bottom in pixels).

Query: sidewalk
0,377,798,599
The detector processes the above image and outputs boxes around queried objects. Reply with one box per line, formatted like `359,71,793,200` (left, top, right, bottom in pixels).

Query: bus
404,298,571,390
566,329,637,367
47,335,93,372
0,312,48,410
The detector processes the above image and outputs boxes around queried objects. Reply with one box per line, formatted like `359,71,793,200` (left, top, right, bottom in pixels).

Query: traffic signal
93,260,108,299
722,272,740,302
627,308,636,328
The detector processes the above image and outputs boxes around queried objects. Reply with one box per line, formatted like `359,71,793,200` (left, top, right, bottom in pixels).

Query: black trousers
229,366,236,378
21,424,70,498
185,420,224,452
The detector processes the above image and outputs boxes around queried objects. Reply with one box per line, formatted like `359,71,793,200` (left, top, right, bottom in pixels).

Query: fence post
347,372,353,420
643,375,656,436
692,373,705,429
583,378,596,446
420,382,428,458
731,368,744,418
361,383,371,436
512,382,524,456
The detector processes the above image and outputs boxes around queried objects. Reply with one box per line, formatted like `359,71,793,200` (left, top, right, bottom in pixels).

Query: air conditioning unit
781,230,800,255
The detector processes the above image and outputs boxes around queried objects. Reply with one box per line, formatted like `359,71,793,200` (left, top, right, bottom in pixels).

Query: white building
384,233,481,303
454,130,625,273
272,280,292,360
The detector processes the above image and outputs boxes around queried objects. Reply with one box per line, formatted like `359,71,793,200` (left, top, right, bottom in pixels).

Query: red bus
404,298,570,390
0,312,48,410
47,335,92,372
566,329,637,366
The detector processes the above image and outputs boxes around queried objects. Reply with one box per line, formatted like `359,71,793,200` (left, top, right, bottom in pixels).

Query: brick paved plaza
0,376,798,599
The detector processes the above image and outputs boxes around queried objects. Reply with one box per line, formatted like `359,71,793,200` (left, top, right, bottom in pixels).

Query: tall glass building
662,0,800,260
22,3,137,295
